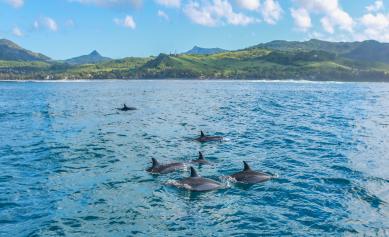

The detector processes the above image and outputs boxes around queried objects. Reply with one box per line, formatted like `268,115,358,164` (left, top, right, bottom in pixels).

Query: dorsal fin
151,158,159,168
190,167,199,177
200,131,205,137
198,152,204,160
243,161,251,171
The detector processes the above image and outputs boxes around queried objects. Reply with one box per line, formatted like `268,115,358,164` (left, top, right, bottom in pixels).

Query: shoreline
0,78,386,83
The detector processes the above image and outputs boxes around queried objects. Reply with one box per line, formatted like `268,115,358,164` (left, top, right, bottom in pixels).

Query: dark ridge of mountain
1,38,389,81
65,50,112,65
141,53,177,69
263,50,336,65
343,40,389,63
254,39,389,63
184,46,227,55
0,39,51,61
139,53,202,78
253,39,360,55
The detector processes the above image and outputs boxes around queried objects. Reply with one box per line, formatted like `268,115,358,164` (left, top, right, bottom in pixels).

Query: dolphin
172,167,223,192
146,158,185,174
195,131,223,143
117,104,136,111
229,161,272,184
191,152,210,165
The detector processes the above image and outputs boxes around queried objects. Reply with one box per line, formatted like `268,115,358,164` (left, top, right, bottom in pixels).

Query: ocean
0,80,388,236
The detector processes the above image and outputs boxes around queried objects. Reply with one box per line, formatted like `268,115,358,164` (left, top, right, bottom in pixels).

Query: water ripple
0,81,388,236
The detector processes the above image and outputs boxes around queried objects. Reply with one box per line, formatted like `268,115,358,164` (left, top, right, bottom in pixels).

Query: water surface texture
0,80,388,236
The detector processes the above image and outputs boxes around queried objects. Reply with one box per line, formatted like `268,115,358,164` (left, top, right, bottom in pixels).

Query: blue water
0,80,388,236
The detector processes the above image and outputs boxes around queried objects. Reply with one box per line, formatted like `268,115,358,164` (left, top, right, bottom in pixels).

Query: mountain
184,46,227,55
254,39,389,63
343,40,389,63
136,48,347,80
65,50,111,65
253,39,359,55
0,39,50,61
1,39,389,81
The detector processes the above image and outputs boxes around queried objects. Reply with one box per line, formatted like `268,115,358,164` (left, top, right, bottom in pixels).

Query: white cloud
184,0,258,27
236,0,260,11
44,17,59,31
184,2,217,26
366,0,384,13
293,0,353,34
34,17,58,32
360,13,389,30
357,12,389,41
123,16,136,28
158,10,169,20
261,0,283,24
312,1,389,43
69,0,142,8
155,0,180,8
5,0,23,8
114,15,136,29
291,8,311,31
320,17,334,34
353,1,389,42
12,27,23,37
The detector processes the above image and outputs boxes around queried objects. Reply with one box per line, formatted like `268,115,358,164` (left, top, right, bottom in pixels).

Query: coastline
0,78,386,83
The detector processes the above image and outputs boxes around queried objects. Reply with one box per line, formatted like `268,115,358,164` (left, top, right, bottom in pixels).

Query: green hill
254,39,389,63
0,39,50,62
184,46,227,55
343,40,389,63
134,49,382,81
254,39,359,55
1,38,389,81
65,50,112,65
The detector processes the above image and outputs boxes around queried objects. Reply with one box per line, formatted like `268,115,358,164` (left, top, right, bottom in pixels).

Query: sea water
0,80,388,236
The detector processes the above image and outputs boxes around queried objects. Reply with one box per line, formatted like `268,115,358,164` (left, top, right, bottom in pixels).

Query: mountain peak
184,46,227,55
89,50,101,56
65,50,111,65
0,38,50,61
362,39,380,44
308,39,324,42
0,38,22,49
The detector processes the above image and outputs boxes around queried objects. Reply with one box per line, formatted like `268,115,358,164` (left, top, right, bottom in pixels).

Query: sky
0,0,388,59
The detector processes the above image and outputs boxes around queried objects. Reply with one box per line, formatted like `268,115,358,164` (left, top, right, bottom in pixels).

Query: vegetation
0,39,50,62
185,46,227,55
64,50,112,65
1,38,389,82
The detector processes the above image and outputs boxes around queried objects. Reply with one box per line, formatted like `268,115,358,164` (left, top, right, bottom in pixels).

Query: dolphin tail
190,167,199,177
243,161,251,171
198,152,204,160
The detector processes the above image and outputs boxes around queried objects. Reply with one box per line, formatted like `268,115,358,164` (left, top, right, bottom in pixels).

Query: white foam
0,79,350,84
220,176,236,187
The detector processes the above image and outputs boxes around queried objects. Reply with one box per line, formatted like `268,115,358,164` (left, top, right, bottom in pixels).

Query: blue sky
0,0,387,59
